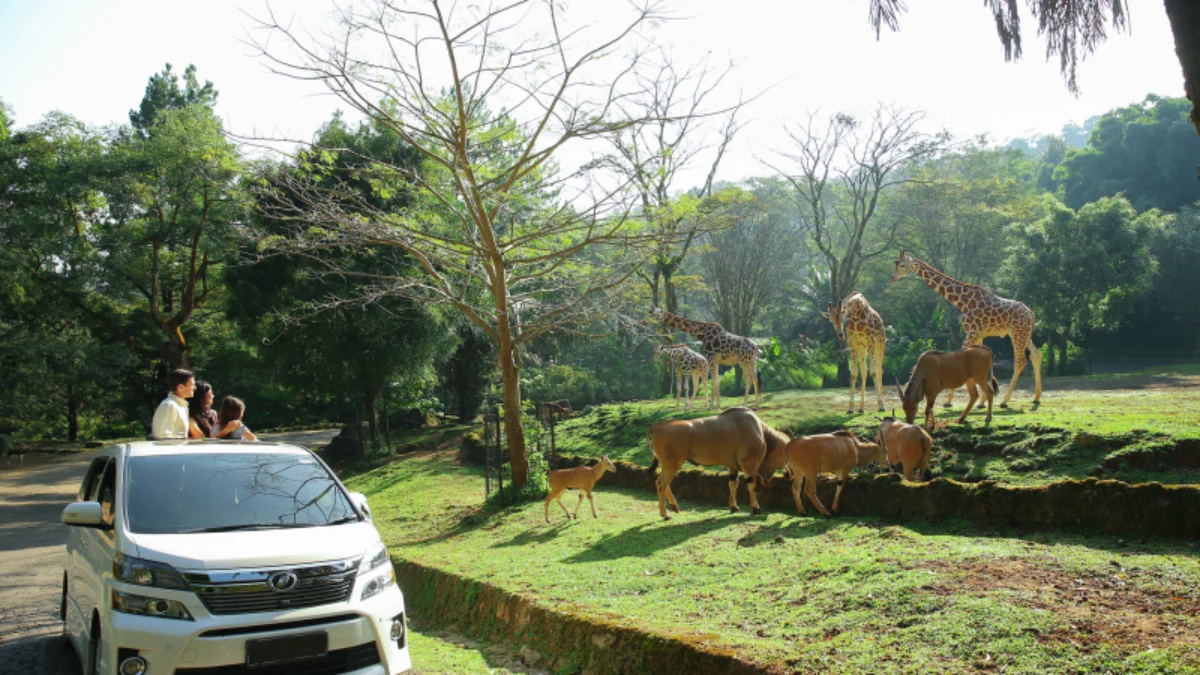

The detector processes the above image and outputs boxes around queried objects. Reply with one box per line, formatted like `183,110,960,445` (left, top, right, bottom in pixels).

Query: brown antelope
647,407,789,520
544,455,616,523
784,430,887,516
538,400,573,422
876,416,933,482
898,346,1000,430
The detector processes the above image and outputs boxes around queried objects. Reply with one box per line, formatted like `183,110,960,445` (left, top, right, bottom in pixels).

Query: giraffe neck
665,314,714,343
911,259,978,311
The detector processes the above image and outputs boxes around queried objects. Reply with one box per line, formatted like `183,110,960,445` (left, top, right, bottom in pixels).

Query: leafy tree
1007,196,1160,373
129,63,217,133
1054,96,1200,212
251,0,705,487
442,323,496,423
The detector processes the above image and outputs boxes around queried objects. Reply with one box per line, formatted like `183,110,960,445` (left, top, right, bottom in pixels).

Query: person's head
189,381,213,417
218,395,246,427
167,369,196,399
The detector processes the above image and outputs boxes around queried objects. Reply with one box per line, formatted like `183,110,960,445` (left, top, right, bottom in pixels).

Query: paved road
0,453,90,674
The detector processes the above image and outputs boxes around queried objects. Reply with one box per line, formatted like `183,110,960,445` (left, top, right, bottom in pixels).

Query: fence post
549,413,557,468
495,407,504,504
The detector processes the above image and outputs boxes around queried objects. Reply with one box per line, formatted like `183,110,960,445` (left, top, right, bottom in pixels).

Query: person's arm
242,428,258,442
188,418,205,439
214,420,243,438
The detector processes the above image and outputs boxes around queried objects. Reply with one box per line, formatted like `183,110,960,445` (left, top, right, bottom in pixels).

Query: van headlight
113,553,189,590
112,589,194,621
360,544,395,601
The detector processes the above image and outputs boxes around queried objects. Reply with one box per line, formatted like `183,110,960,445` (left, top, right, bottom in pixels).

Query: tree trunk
498,341,528,488
67,382,79,443
1165,0,1200,137
363,387,380,444
1057,323,1071,376
663,271,679,314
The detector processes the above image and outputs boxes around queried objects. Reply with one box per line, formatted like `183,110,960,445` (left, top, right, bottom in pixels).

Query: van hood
126,522,381,570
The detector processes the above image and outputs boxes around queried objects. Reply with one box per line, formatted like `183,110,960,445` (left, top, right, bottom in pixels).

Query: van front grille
182,558,359,616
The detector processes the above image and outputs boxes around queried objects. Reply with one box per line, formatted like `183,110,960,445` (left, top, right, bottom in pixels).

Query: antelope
538,400,573,422
784,430,887,516
876,416,933,482
898,346,999,430
544,455,616,523
647,407,789,520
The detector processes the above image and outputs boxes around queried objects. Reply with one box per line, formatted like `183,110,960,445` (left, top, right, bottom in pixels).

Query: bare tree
596,48,746,313
763,106,946,381
246,0,702,487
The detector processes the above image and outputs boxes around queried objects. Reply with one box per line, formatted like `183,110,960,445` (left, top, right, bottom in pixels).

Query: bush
95,421,147,440
883,329,938,384
1063,340,1090,376
756,336,836,391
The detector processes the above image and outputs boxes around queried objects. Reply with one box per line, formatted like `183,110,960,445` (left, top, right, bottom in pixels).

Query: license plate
245,630,328,666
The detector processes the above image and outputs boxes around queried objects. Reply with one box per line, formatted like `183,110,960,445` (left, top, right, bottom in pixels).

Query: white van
60,440,411,675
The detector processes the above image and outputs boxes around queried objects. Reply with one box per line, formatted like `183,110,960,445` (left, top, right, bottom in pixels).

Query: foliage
1007,195,1160,373
1054,96,1200,213
757,336,836,391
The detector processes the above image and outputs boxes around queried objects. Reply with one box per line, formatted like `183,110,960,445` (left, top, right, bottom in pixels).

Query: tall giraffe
824,292,887,413
651,309,763,409
893,249,1043,407
653,343,710,410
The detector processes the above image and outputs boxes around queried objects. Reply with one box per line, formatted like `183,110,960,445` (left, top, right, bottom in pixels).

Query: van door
66,456,110,648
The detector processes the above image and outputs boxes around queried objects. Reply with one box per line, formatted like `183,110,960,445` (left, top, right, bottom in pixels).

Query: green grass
347,452,1200,675
557,366,1200,486
408,626,527,674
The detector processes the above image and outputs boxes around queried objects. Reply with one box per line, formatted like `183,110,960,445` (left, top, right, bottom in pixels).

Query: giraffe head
822,301,846,342
892,248,918,283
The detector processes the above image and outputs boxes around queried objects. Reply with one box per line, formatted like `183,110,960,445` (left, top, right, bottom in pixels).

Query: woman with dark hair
188,380,219,438
217,396,258,442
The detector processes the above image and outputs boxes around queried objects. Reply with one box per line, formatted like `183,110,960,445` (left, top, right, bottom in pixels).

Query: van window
97,461,117,530
78,458,110,502
124,453,358,534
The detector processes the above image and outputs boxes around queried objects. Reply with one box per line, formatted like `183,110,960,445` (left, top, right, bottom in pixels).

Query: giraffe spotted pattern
653,343,710,410
826,292,887,412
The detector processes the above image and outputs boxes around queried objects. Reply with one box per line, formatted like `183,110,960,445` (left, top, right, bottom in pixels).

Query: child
217,395,258,442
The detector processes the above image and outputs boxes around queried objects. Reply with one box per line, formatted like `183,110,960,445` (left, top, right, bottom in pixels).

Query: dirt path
259,428,339,448
0,453,92,674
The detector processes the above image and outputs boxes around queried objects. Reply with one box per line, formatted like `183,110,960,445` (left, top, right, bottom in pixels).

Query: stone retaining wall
554,456,1200,538
394,560,773,675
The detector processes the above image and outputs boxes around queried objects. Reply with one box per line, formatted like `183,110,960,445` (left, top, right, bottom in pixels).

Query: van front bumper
99,584,410,674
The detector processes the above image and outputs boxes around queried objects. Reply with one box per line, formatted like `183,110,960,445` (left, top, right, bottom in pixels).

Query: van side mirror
62,502,108,529
347,492,372,522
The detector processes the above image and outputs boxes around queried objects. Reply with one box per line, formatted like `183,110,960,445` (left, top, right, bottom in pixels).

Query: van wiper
322,516,361,527
183,523,316,533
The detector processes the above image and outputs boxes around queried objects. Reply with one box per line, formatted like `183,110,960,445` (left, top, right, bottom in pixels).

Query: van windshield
125,453,359,534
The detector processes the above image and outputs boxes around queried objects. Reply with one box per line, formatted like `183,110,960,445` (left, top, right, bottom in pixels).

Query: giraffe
892,248,1043,408
653,343,711,410
651,309,763,409
824,292,887,413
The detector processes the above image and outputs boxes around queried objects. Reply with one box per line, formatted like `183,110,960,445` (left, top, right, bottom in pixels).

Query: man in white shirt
151,369,199,439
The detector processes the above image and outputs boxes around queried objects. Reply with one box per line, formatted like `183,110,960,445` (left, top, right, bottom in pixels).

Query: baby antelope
784,431,887,516
545,455,617,523
876,416,933,482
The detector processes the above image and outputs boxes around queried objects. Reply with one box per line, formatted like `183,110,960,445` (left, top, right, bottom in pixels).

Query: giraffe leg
1029,341,1043,404
857,350,868,413
873,337,887,412
847,350,859,414
1002,332,1031,408
947,333,984,408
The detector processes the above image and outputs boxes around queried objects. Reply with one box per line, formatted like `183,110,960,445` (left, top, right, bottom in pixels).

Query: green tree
1008,196,1160,373
1054,96,1200,212
129,63,217,134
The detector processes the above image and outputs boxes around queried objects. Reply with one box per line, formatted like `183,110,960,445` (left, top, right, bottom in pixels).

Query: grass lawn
409,625,535,674
345,451,1200,675
556,365,1200,486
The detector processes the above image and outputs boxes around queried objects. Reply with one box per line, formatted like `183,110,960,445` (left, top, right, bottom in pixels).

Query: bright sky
0,0,1184,187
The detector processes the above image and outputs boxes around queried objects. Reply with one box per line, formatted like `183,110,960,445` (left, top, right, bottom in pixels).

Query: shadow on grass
564,511,765,563
491,521,572,548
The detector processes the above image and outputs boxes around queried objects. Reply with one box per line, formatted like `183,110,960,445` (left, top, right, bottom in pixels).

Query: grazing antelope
898,346,1000,430
544,455,616,523
647,407,789,520
876,416,933,482
784,430,887,516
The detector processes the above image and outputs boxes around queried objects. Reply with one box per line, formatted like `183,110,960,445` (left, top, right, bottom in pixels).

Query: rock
591,632,615,649
325,427,365,462
1074,432,1101,446
0,434,12,458
519,645,543,667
